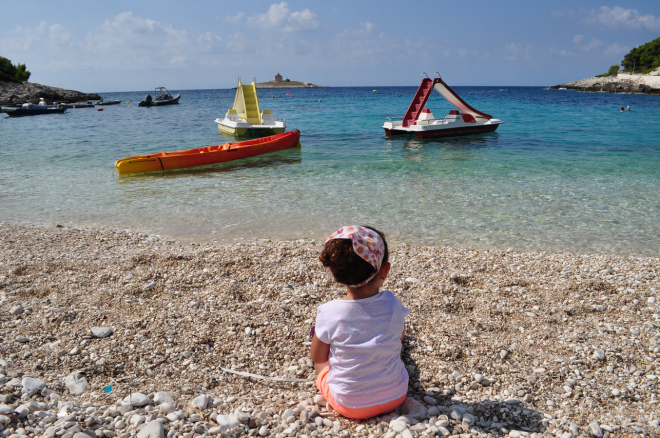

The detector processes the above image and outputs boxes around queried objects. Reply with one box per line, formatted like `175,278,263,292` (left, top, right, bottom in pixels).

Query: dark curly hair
319,226,389,286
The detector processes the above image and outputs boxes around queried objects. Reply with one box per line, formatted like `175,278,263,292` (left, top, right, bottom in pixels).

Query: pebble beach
1,223,659,438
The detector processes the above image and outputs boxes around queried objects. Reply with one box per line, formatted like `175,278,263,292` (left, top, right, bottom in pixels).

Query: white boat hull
383,117,503,139
214,118,286,137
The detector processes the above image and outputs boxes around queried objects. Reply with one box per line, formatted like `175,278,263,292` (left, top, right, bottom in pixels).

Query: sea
1,86,659,256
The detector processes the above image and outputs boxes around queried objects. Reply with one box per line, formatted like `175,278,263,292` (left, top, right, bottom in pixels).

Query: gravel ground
0,223,658,438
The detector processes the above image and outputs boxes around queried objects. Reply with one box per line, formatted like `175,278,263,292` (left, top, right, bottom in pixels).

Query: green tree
15,63,30,81
607,65,620,77
0,56,31,82
621,37,660,73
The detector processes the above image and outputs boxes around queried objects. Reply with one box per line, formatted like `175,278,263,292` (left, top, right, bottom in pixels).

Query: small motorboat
214,77,286,137
96,98,121,105
139,87,181,107
59,101,95,108
1,100,67,116
114,130,301,174
383,72,503,139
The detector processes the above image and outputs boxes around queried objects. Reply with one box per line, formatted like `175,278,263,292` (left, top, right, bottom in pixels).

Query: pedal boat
114,130,300,175
384,73,503,139
215,77,285,137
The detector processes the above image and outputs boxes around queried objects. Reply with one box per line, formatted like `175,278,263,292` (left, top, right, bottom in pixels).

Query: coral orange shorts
315,365,407,420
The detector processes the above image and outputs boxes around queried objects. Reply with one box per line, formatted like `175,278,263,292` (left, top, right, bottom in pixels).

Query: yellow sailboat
214,77,286,137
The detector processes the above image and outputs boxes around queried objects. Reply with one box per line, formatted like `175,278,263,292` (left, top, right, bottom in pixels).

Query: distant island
253,73,323,89
551,37,660,95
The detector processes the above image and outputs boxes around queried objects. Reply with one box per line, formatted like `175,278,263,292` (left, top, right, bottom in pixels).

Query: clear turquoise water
1,86,659,255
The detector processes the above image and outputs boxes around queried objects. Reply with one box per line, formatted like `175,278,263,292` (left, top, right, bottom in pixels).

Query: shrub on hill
0,56,31,83
597,64,621,77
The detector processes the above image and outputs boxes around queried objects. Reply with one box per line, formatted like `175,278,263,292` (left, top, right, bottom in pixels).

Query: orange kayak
115,130,301,174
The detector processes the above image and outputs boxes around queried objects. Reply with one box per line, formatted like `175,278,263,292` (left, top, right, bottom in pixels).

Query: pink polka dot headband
325,225,385,287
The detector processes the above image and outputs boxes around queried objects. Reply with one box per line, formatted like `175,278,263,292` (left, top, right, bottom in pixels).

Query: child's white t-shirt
315,290,409,408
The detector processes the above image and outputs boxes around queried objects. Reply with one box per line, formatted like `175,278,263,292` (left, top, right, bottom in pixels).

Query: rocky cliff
0,81,100,105
550,73,660,95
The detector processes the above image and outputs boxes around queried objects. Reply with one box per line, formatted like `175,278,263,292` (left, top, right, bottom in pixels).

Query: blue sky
2,1,659,92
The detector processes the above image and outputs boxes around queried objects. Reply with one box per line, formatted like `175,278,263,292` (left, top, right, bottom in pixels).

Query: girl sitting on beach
311,225,409,419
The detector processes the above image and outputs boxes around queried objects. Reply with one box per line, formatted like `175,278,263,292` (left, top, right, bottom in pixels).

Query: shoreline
1,222,659,437
551,73,660,95
0,81,100,105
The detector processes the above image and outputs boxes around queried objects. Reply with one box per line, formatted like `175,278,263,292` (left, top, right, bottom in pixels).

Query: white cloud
569,35,628,57
577,37,604,53
81,12,237,69
338,22,375,38
603,43,628,57
583,6,660,31
247,2,319,32
288,9,319,31
0,12,241,78
199,32,223,44
224,12,244,24
354,22,375,36
548,47,573,57
87,12,189,52
505,43,534,61
0,21,74,53
48,24,73,45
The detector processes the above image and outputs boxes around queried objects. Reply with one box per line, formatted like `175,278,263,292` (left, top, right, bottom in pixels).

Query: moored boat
214,77,286,137
114,130,301,174
139,87,181,107
60,101,95,108
383,72,503,139
96,98,121,105
1,101,67,116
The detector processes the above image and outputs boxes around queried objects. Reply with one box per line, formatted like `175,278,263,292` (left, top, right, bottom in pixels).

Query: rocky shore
0,82,100,105
550,73,660,95
0,223,658,438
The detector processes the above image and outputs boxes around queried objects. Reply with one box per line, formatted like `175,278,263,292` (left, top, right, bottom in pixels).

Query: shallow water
1,86,659,255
